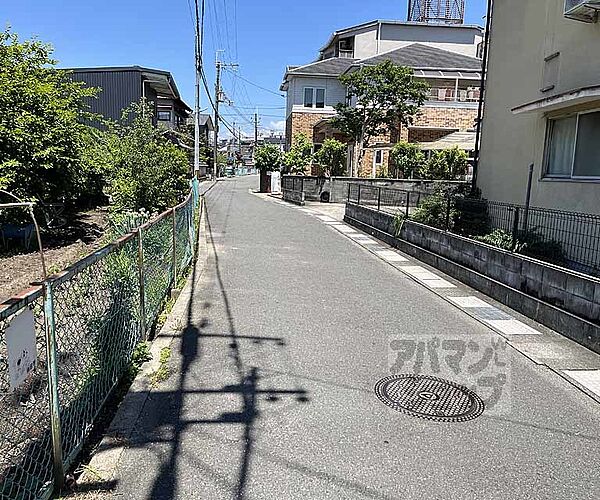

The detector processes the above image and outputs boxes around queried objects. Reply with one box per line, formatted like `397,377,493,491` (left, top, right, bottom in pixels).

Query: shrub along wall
345,203,600,354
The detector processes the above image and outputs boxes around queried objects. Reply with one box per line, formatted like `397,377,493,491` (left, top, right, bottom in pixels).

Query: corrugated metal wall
70,70,142,123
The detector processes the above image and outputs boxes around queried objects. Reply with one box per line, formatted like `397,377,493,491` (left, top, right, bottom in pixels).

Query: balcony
338,50,355,59
426,87,480,107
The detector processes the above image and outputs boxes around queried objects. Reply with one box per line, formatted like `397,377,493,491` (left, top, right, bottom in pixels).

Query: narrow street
113,176,600,499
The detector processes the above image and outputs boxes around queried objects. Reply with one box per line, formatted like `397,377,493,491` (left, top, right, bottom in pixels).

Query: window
303,87,326,108
304,88,314,108
158,110,171,121
374,150,384,166
545,110,600,178
316,88,325,108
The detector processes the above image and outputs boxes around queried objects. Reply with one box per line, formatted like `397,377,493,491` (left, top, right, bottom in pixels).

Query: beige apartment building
478,0,600,214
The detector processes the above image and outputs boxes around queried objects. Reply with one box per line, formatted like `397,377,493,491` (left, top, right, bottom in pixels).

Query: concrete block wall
345,203,600,353
282,189,305,205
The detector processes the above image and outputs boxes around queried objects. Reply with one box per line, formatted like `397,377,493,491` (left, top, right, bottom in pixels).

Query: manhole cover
374,374,484,422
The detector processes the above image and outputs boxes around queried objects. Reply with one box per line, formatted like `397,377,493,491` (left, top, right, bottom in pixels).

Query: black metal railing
348,183,600,276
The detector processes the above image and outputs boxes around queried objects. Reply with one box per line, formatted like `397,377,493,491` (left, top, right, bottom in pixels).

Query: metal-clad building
67,66,191,128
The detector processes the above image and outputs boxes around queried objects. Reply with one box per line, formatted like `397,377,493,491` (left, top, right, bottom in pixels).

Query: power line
223,67,285,97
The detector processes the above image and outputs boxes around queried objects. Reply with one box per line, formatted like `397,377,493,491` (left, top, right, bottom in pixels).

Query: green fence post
43,281,65,490
171,208,177,287
137,228,147,339
190,198,197,260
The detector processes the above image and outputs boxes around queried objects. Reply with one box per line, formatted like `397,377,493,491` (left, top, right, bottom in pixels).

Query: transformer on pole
408,0,465,24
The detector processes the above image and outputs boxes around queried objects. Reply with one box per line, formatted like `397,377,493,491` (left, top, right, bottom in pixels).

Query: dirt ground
0,208,108,303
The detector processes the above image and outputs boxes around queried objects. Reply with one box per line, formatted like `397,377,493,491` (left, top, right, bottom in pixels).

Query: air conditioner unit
565,0,600,22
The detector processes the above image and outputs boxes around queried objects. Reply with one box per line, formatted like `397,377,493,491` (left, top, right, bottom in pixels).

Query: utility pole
193,0,203,177
213,54,222,178
254,111,259,148
213,52,238,178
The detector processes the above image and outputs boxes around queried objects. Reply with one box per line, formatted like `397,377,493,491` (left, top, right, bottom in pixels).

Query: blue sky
3,0,487,137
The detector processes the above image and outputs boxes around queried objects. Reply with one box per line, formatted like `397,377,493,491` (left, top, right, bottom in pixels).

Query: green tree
284,133,313,174
390,141,425,179
254,144,282,171
331,61,428,175
103,101,190,213
0,28,100,202
313,138,347,177
419,146,468,180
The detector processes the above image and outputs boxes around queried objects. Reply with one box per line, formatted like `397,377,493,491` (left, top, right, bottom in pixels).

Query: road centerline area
114,178,600,500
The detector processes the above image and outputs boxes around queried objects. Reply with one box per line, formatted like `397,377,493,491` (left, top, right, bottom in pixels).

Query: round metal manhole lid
374,374,484,422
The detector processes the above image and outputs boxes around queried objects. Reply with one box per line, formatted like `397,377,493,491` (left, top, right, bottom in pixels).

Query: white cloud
270,120,286,131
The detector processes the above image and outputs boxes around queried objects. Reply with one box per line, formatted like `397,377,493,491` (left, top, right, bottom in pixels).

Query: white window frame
303,87,326,109
372,149,385,177
544,108,600,180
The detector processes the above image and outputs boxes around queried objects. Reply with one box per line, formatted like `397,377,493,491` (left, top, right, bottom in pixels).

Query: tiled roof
287,58,359,77
357,43,482,71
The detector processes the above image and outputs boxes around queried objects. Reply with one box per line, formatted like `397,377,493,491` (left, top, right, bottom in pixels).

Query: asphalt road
113,176,600,500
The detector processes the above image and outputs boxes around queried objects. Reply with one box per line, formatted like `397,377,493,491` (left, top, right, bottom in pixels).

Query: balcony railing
427,87,480,103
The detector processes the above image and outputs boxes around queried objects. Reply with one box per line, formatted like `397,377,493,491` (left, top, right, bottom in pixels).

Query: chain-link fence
0,180,201,500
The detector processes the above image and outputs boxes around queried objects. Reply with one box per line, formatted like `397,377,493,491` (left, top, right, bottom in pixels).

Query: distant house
68,66,191,128
478,0,600,214
281,21,483,177
197,114,215,145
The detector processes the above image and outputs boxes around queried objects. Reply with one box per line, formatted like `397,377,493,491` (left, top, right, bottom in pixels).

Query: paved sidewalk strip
563,370,600,398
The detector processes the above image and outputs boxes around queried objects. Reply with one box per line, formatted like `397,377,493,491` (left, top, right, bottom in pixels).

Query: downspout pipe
472,0,494,193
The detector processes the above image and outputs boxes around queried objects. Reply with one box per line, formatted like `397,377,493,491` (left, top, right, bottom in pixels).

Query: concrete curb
76,200,210,487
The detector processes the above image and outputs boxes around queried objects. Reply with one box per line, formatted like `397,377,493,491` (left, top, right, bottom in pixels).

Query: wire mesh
50,235,141,465
142,214,175,328
0,292,53,500
174,203,193,282
0,186,199,500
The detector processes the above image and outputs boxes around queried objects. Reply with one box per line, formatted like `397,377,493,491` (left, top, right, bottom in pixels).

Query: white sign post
271,171,281,194
6,308,37,390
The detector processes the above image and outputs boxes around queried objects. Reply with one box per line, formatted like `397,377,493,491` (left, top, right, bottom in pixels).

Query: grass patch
150,347,172,387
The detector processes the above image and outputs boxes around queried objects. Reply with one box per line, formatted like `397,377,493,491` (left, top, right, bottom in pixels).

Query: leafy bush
254,144,282,172
0,28,102,203
453,196,491,237
102,101,190,213
474,228,564,263
410,189,455,230
518,229,565,264
389,141,425,179
284,133,313,174
393,211,407,237
313,138,347,176
419,147,468,180
474,229,515,250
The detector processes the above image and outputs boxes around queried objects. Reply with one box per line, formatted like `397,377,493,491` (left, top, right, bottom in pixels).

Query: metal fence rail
0,180,201,500
348,183,600,277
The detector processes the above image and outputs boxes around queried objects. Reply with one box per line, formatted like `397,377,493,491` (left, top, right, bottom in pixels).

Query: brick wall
410,106,477,131
287,106,478,177
409,128,457,143
288,112,336,146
